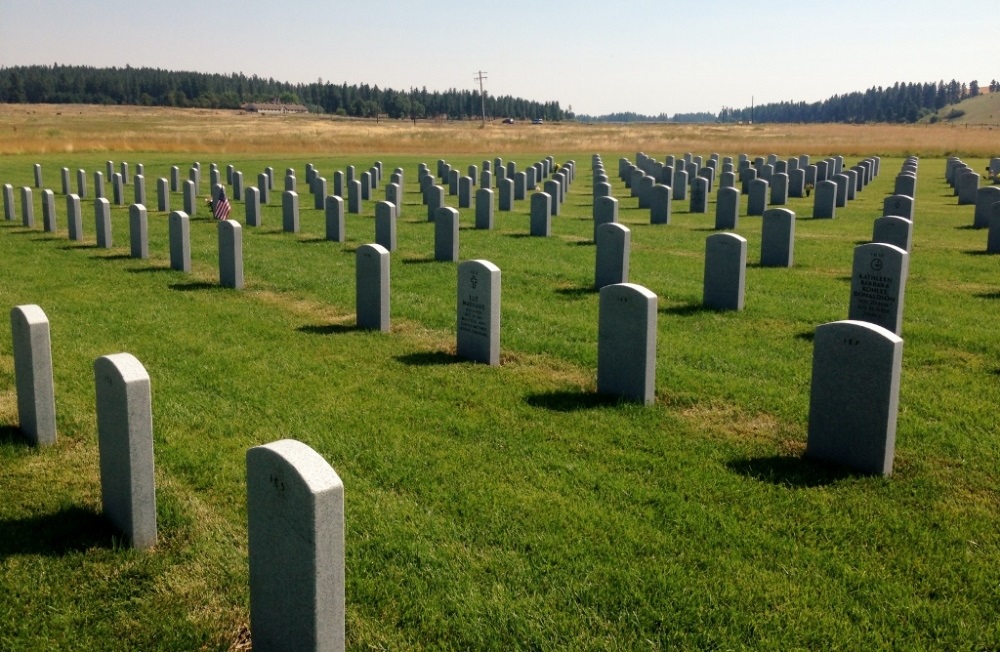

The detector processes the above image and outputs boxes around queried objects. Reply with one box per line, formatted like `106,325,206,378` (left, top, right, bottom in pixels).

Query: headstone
66,194,82,240
447,169,459,196
20,187,34,227
456,260,501,365
883,194,914,221
760,208,795,267
134,174,146,206
374,201,396,251
259,173,271,204
459,176,473,208
94,171,105,200
95,198,112,248
434,206,459,261
475,187,494,229
594,195,619,240
833,174,849,208
988,203,1000,254
129,204,148,259
813,180,837,218
33,164,42,188
2,184,13,221
11,305,56,446
171,166,180,192
494,177,512,211
234,171,245,202
789,168,805,198
526,166,537,191
360,172,372,200
530,192,552,236
973,187,1000,228
703,233,747,311
356,244,391,332
673,169,688,200
245,187,261,227
595,223,630,289
650,184,671,225
740,167,757,195
41,189,56,232
169,211,191,272
514,172,527,200
957,171,979,205
155,177,169,213
848,243,908,335
894,174,916,197
715,187,740,230
120,162,130,184
543,180,561,216
282,191,300,233
597,283,657,405
747,178,768,216
770,173,789,205
75,169,87,199
806,320,902,476
385,183,402,218
183,180,196,218
872,216,913,252
348,180,362,214
95,353,157,548
689,176,708,213
247,439,345,652
285,174,297,192
61,167,70,195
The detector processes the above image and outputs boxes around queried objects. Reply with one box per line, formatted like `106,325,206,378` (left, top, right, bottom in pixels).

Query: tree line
0,64,569,121
576,111,718,123
718,80,994,124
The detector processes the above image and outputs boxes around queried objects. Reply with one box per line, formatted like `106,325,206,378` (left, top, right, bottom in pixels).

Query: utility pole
474,70,488,126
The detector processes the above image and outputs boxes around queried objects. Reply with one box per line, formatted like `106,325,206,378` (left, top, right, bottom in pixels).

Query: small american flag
214,188,232,221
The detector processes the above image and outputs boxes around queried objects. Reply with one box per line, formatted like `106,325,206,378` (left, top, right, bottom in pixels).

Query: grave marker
67,194,82,240
374,201,396,251
247,439,345,652
129,204,148,259
704,233,747,311
806,320,902,476
357,244,391,332
11,305,56,446
169,211,191,272
530,192,552,236
475,187,494,229
597,283,657,405
434,207,459,261
95,198,112,248
848,243,908,335
283,191,300,233
595,223,630,289
760,208,795,267
95,353,157,548
456,260,501,365
218,220,244,289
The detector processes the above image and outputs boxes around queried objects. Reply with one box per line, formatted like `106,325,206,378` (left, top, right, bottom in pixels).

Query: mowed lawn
1,143,1000,650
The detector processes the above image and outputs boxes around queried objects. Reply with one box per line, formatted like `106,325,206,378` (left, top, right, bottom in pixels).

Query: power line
474,70,488,126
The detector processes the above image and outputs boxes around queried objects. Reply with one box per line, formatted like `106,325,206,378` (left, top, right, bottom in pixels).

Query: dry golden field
2,103,999,157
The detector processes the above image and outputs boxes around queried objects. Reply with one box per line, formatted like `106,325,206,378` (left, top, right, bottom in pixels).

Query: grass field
2,107,1000,650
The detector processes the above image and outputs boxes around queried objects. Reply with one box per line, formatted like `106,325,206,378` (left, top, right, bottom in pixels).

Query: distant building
242,102,309,115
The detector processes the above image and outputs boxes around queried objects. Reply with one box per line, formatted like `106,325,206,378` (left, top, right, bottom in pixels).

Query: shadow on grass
963,249,993,256
0,424,24,445
505,233,534,239
31,235,63,242
298,236,331,244
726,455,857,488
0,505,118,558
169,281,218,292
571,240,594,246
836,275,852,283
59,242,95,250
297,323,357,335
660,303,708,316
125,265,172,274
556,286,595,297
402,257,441,265
794,331,815,342
975,291,1000,300
395,351,462,366
525,390,620,412
954,225,980,231
853,239,872,246
90,253,132,261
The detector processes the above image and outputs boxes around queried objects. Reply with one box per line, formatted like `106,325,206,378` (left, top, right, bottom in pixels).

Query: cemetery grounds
1,105,999,650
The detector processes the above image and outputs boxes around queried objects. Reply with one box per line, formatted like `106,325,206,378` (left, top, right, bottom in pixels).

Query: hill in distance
922,91,1000,126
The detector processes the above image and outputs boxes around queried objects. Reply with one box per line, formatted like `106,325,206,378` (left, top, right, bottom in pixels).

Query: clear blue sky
1,0,993,116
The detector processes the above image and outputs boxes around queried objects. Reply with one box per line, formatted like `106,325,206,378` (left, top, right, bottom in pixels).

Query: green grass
2,152,1000,650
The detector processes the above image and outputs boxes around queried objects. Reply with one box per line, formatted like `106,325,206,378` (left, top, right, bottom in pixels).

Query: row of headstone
9,305,158,546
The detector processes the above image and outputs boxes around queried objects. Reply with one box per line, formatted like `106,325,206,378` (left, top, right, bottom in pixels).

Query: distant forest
719,80,996,124
0,64,569,121
579,79,996,124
